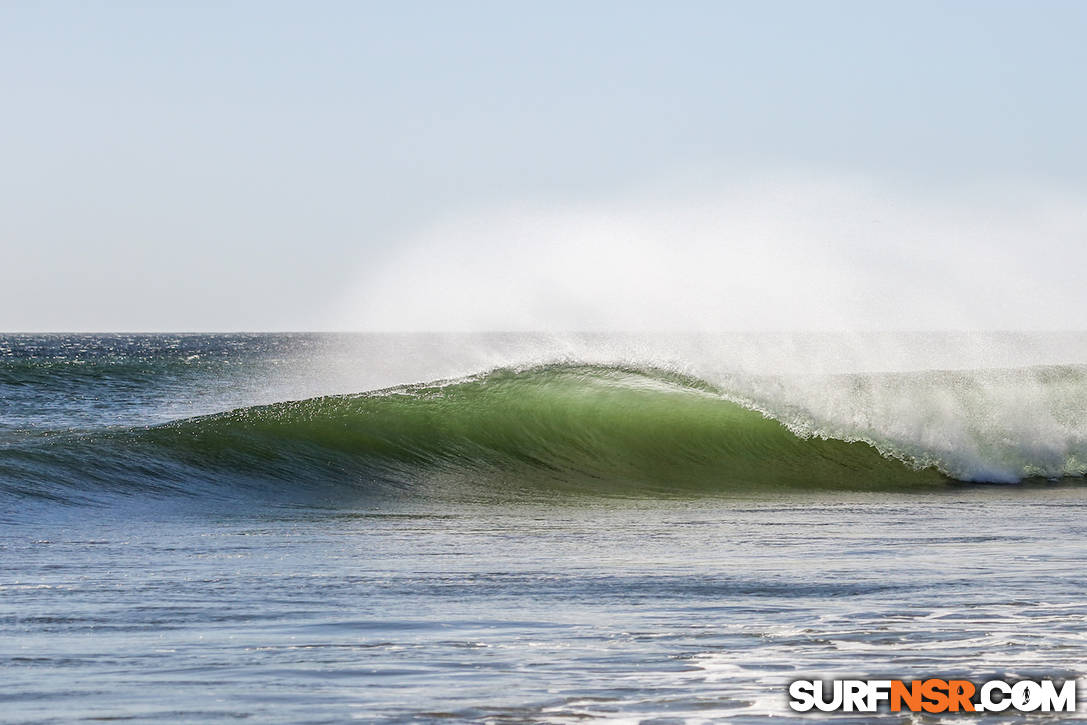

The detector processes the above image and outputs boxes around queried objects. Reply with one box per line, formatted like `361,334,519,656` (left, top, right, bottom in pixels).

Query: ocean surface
3,333,1087,722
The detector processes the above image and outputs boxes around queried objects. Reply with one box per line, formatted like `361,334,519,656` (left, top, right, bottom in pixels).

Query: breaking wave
16,361,1084,505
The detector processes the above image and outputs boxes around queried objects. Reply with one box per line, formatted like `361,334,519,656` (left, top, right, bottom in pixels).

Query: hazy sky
3,1,1086,331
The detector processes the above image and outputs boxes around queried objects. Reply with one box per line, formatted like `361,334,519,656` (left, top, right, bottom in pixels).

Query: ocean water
3,333,1087,722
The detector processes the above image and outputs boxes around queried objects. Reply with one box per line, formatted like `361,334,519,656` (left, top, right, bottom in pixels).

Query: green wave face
136,365,947,497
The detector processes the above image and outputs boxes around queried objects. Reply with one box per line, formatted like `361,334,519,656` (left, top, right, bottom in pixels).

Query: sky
2,0,1086,331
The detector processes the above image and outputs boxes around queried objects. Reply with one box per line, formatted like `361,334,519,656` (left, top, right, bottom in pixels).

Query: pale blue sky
3,1,1086,331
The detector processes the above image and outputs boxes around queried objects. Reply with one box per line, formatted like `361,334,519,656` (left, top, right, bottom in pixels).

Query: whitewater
3,333,1087,722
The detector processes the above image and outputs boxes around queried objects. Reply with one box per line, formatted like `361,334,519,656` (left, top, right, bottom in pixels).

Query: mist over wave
331,176,1087,332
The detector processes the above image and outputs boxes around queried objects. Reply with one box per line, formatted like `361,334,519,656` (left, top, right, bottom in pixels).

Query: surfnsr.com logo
788,678,1077,713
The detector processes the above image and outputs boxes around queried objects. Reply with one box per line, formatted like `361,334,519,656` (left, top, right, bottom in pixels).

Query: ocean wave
0,364,959,504
5,361,1087,506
